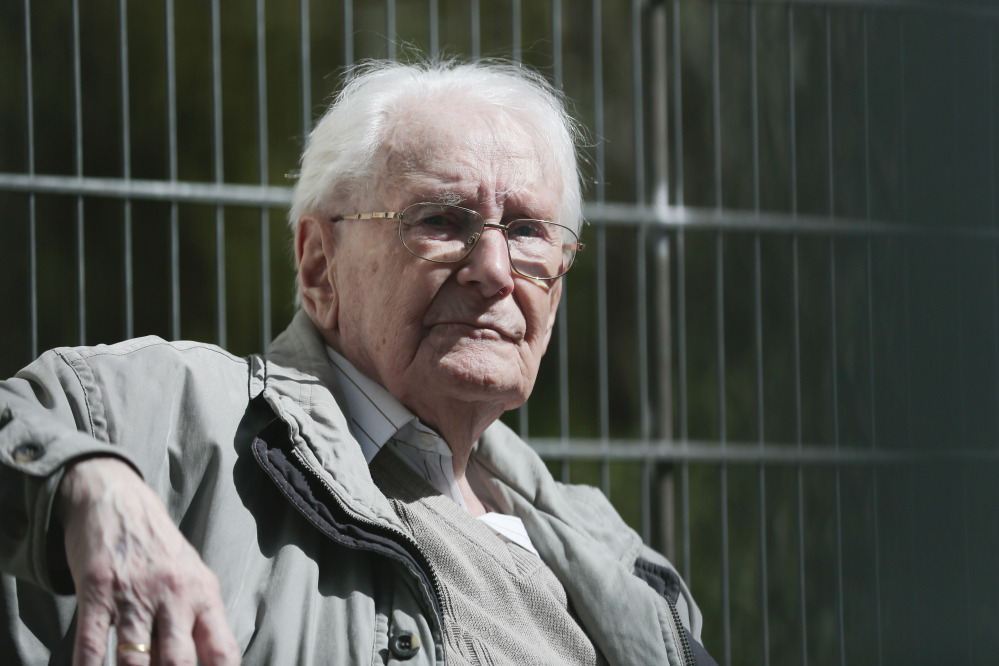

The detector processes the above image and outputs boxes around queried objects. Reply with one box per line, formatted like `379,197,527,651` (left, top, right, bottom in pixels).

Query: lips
424,315,524,343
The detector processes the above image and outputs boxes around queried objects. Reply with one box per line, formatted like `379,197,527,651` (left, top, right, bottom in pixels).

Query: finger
114,605,156,666
73,596,112,666
191,602,240,666
153,602,197,666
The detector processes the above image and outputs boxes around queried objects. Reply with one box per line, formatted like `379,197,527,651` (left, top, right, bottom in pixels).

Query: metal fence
2,0,998,664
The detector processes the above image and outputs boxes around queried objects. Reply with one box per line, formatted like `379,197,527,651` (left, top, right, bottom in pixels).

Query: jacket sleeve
0,348,139,595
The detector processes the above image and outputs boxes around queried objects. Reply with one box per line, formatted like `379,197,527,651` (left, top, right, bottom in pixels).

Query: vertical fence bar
593,0,610,499
672,0,691,584
961,466,973,661
520,0,528,436
632,0,651,540
344,0,354,66
899,18,907,227
711,0,722,213
387,0,396,60
990,27,998,445
830,246,846,666
256,0,271,350
429,0,439,59
788,5,808,665
716,229,730,666
560,277,570,485
792,236,806,666
166,0,180,341
902,247,918,660
119,0,133,340
650,0,670,550
72,0,85,346
825,11,846,666
949,30,973,663
862,11,884,666
301,0,311,136
470,0,480,60
597,226,609,444
716,233,731,666
749,4,770,663
637,217,648,482
211,0,226,349
633,0,646,207
24,0,37,359
672,0,683,210
555,0,568,485
593,0,605,200
899,17,916,638
634,0,649,435
512,0,521,63
711,1,731,663
552,0,562,88
826,12,846,666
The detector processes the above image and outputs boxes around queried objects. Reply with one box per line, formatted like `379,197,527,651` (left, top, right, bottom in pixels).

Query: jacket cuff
0,428,139,595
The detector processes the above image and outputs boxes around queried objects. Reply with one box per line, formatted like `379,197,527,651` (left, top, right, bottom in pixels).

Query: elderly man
0,61,714,666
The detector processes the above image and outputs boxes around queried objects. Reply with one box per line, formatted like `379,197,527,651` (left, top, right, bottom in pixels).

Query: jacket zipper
663,592,695,666
291,448,449,665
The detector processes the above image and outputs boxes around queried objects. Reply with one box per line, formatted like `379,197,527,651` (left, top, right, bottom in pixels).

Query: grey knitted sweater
370,446,608,666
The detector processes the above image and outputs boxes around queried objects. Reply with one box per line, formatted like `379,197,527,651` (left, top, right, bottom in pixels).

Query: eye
423,214,450,227
508,220,555,241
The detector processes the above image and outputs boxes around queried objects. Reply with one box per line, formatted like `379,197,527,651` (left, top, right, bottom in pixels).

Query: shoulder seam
54,350,99,440
75,341,246,364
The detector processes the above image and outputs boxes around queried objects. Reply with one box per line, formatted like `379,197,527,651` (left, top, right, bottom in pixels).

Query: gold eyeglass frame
332,202,585,280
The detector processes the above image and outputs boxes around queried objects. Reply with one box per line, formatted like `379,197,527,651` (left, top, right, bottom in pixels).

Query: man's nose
455,226,516,298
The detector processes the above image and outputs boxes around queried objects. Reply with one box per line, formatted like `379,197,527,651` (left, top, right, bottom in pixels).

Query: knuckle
80,566,114,592
161,566,187,595
202,570,224,598
75,630,107,661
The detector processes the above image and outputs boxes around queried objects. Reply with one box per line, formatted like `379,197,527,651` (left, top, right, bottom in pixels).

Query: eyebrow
426,189,467,206
420,188,550,219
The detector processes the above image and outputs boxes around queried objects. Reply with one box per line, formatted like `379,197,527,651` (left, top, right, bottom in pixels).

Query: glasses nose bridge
465,220,514,263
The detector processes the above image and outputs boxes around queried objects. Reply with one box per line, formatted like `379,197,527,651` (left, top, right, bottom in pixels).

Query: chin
433,348,530,403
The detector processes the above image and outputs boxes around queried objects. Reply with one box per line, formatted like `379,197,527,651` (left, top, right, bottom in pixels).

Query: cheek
340,257,442,354
518,284,558,352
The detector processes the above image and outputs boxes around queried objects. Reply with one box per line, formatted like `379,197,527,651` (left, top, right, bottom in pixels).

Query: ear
540,278,562,349
296,215,339,332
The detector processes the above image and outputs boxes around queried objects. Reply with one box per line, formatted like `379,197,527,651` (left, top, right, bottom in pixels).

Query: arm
1,349,239,665
57,457,239,666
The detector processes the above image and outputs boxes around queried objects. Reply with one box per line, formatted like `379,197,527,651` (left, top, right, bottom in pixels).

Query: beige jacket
0,311,705,666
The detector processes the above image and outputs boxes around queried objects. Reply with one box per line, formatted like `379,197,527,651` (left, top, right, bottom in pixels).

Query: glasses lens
507,220,579,279
399,203,482,262
399,204,580,279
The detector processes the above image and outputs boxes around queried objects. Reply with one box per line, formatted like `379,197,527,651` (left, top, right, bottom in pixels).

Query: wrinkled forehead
373,103,562,215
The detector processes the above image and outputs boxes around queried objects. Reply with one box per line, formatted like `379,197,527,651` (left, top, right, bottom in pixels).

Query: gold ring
117,643,152,654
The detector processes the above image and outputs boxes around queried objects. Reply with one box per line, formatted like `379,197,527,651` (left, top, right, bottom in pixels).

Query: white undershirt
326,347,539,556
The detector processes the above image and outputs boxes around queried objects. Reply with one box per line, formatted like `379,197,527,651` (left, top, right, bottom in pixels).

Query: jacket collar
255,309,407,529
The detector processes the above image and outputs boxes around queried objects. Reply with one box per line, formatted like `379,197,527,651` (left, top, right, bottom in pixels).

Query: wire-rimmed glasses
333,202,585,280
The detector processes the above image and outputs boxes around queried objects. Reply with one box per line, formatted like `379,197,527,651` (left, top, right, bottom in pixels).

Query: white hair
288,58,585,251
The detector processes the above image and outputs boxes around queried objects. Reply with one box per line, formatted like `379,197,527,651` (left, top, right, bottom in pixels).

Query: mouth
429,321,520,343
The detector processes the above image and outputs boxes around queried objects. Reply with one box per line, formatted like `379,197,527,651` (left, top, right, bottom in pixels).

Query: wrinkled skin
297,103,564,513
58,457,240,666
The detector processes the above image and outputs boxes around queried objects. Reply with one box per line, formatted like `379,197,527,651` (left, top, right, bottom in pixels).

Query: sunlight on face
328,103,564,418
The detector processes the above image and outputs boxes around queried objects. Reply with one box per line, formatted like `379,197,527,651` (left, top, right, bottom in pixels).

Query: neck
403,394,508,479
411,398,505,518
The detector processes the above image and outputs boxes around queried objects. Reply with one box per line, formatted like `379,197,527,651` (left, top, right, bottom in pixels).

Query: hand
57,457,240,666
